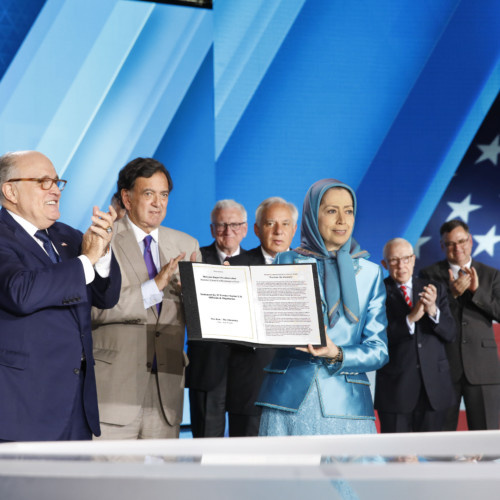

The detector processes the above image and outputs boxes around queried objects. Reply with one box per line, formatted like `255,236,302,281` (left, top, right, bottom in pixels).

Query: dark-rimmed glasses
211,222,246,234
7,177,67,191
387,254,414,266
442,237,469,249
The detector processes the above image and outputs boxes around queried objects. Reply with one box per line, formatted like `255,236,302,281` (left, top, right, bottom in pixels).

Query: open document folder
179,262,326,348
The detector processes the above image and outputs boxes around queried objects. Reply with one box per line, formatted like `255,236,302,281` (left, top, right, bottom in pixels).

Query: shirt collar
261,246,282,265
7,209,41,237
126,215,159,245
448,259,471,279
216,244,241,264
398,277,413,290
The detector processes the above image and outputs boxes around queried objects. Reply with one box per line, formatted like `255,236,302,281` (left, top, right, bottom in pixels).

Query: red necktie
400,285,412,308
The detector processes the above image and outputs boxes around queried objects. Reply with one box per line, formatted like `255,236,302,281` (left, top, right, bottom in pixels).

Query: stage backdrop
1,0,499,268
1,0,499,427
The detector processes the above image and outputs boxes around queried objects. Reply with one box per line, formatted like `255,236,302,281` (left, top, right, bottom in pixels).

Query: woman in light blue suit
257,179,389,436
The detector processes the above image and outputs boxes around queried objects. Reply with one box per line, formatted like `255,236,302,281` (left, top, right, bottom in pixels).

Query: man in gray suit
92,157,201,439
420,219,500,430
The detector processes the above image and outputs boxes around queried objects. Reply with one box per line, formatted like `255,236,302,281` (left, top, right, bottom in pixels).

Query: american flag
416,91,500,272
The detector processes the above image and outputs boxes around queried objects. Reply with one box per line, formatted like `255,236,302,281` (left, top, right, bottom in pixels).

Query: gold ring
106,226,112,233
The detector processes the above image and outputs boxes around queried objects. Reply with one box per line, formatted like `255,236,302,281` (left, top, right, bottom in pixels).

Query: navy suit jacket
374,276,457,413
0,208,121,441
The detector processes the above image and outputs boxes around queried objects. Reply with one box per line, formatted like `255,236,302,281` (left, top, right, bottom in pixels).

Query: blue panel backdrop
1,0,500,428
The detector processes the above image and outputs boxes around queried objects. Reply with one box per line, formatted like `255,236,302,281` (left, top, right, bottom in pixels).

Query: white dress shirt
125,216,163,309
7,209,111,284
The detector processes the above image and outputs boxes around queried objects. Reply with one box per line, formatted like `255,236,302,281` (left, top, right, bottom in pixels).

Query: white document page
250,265,322,345
191,263,322,346
192,263,258,342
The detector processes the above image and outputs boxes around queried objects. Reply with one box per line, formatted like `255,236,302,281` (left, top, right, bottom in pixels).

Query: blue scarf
295,179,369,327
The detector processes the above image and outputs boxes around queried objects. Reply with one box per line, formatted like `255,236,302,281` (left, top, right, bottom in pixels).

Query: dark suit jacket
225,246,277,415
0,209,121,441
374,276,456,413
186,242,243,392
420,260,500,385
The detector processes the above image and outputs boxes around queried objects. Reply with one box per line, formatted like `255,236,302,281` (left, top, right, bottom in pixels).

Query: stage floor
1,431,499,500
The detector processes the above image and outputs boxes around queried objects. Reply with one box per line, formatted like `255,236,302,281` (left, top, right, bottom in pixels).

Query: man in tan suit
92,157,201,439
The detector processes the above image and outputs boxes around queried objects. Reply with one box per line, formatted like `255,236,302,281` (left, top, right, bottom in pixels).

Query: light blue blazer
256,251,389,419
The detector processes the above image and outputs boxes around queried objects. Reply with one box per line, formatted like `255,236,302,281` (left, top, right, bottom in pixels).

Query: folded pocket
0,348,29,370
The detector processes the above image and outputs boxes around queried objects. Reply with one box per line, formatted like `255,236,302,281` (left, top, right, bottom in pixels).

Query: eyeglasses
387,255,414,266
442,237,469,249
7,177,67,191
211,222,246,233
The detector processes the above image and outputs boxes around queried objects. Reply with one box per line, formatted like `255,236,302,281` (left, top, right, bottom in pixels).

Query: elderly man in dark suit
226,196,298,436
0,151,120,442
186,199,248,438
420,220,500,430
375,238,456,432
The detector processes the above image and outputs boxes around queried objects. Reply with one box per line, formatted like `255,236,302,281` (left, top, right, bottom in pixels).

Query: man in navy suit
374,238,456,432
0,151,121,441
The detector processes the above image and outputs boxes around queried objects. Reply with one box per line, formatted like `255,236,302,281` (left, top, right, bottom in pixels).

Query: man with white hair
186,199,249,437
226,197,298,436
374,237,456,432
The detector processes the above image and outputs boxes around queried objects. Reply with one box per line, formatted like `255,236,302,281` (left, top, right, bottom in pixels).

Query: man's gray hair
382,237,413,260
0,152,19,203
211,199,247,223
255,197,298,228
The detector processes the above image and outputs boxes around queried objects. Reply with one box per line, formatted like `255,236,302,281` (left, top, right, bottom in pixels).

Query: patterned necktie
400,285,412,308
35,230,61,264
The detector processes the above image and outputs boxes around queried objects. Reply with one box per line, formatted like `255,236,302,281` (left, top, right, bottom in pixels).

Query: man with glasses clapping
420,220,500,431
0,150,121,442
375,237,456,433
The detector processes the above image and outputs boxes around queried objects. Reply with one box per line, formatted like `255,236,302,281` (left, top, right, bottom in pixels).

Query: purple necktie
144,235,160,372
143,235,158,280
144,235,161,315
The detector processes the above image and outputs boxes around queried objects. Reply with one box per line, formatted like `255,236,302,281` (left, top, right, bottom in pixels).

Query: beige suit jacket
91,217,201,426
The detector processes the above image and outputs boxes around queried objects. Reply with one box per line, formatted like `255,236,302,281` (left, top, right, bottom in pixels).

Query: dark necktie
35,230,61,264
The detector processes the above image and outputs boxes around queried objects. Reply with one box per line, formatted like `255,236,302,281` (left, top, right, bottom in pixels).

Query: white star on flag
472,225,500,257
414,236,431,259
446,194,481,223
475,135,500,166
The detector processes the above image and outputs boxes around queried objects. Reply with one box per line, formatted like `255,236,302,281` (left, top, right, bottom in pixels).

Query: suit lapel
118,223,160,320
158,227,174,268
0,209,57,265
251,246,266,264
114,220,150,284
438,260,451,283
206,243,219,264
386,277,410,310
412,277,425,303
47,225,76,262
